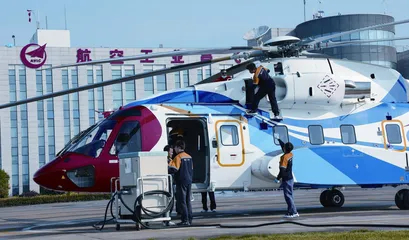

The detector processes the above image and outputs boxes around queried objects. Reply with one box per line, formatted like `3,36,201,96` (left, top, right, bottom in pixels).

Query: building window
36,70,46,167
124,67,135,104
9,67,19,196
308,125,324,145
19,67,29,193
62,69,71,143
112,67,123,109
205,68,211,78
197,69,203,82
174,72,181,89
385,124,402,144
95,68,104,119
157,73,167,92
220,125,239,146
46,68,55,161
219,64,233,70
144,69,154,96
273,125,289,145
71,68,80,135
87,69,95,125
340,125,356,144
182,70,189,87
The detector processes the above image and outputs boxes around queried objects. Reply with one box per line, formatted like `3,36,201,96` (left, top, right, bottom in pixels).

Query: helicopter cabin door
380,119,409,173
381,120,407,152
209,116,247,189
214,119,244,167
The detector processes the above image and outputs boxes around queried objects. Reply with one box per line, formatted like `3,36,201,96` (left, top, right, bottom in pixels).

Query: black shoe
246,109,257,114
177,221,190,226
271,115,283,121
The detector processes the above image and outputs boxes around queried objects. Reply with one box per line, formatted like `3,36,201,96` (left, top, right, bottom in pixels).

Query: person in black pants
201,191,216,212
168,140,193,226
246,63,281,120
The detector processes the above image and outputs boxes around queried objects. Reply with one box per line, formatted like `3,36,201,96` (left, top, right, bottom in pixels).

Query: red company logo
20,43,47,68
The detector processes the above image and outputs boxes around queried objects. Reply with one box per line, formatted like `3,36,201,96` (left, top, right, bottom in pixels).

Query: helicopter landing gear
395,189,409,210
320,189,345,208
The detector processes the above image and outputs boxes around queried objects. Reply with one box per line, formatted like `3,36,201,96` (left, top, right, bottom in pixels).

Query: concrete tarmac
1,186,409,240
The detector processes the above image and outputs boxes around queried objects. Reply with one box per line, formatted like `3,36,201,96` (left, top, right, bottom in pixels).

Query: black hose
115,190,174,230
92,192,117,231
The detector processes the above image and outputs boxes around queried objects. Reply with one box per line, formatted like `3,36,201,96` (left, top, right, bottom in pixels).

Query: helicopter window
385,124,402,144
66,165,95,188
273,126,289,145
308,125,324,145
220,125,239,146
340,125,356,144
69,120,116,158
111,121,142,155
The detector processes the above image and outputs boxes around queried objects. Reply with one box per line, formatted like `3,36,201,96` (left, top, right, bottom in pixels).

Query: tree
0,169,10,198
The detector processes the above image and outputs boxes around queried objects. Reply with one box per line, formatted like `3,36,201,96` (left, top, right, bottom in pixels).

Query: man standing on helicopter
246,63,281,120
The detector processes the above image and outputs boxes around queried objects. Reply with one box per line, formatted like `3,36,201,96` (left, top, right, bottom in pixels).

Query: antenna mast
303,0,306,22
64,5,67,30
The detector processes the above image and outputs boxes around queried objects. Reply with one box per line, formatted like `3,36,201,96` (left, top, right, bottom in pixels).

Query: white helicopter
4,17,409,210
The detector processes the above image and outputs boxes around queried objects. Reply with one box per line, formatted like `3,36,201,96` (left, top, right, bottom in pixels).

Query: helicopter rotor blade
195,58,257,85
44,46,267,70
0,54,249,109
317,36,409,48
302,18,409,47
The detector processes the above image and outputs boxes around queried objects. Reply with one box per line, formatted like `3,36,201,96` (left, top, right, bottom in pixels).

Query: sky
1,0,409,50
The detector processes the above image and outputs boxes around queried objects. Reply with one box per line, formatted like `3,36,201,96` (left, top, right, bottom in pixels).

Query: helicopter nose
33,160,65,191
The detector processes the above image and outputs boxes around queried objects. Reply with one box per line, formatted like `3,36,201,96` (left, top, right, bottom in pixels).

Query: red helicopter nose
33,158,65,191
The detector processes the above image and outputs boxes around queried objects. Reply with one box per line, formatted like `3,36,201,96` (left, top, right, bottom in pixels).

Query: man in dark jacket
246,63,281,120
168,140,193,225
274,136,299,218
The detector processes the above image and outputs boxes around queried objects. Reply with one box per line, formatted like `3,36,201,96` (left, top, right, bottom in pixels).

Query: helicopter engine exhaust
344,80,371,99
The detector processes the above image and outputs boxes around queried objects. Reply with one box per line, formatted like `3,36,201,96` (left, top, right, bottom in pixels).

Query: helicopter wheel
395,189,409,210
320,189,345,208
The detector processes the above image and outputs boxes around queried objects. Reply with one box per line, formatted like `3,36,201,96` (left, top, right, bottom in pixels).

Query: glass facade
95,67,104,120
196,66,212,82
124,67,136,104
36,70,46,168
71,69,80,135
397,50,409,79
182,70,189,87
46,69,55,161
174,72,181,89
62,70,71,144
294,14,397,69
9,68,19,195
112,67,122,108
88,69,95,125
19,68,29,193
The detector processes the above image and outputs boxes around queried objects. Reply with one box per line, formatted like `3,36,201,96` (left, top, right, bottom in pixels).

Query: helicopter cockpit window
69,120,116,158
110,121,142,155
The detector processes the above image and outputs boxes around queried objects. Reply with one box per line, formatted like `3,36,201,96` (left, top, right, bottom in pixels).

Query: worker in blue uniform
168,140,194,226
246,63,281,120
